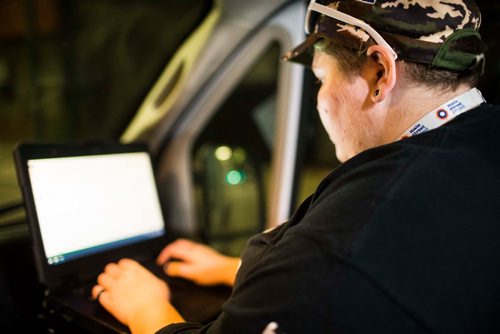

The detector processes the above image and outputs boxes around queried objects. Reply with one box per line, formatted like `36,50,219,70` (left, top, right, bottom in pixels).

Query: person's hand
156,239,240,286
91,258,184,334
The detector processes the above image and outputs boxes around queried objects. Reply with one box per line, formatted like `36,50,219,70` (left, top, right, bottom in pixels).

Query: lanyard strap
397,88,486,140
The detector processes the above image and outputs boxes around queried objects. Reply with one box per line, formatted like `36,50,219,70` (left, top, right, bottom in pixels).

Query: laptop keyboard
72,281,96,301
65,258,231,324
67,259,175,300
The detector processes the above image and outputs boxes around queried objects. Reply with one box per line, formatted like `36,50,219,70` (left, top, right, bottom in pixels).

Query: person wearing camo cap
92,1,500,333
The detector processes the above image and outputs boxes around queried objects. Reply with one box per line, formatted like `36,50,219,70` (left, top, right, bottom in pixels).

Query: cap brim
282,34,322,66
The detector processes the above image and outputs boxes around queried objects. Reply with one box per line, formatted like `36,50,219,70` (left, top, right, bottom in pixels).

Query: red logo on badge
437,109,448,120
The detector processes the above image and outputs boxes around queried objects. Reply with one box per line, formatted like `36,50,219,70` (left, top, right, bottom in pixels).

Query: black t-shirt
159,104,500,334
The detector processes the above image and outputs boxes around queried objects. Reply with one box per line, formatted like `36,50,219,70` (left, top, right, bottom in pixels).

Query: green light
226,170,243,185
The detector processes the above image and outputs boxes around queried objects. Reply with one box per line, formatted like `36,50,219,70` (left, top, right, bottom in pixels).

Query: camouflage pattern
284,0,485,72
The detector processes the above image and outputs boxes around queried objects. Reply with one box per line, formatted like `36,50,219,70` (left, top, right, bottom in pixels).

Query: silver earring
374,89,380,97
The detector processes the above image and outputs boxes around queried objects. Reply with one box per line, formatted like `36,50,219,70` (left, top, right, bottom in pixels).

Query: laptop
13,141,231,333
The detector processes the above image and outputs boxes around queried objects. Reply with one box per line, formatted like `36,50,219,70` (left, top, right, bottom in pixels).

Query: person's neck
388,83,473,141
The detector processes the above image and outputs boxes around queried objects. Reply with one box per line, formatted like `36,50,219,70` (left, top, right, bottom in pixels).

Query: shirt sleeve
156,322,208,334
157,228,343,334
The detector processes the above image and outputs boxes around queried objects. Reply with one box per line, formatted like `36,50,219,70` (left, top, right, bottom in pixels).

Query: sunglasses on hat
304,0,398,60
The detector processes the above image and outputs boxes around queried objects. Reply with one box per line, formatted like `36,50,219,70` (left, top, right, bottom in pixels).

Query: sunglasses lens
306,9,319,34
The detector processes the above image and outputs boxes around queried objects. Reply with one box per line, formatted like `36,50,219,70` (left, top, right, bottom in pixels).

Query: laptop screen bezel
14,141,171,289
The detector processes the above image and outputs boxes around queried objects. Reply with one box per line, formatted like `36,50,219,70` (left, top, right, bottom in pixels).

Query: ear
366,45,397,102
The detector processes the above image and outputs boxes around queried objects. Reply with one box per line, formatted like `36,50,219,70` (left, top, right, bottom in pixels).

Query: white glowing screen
27,152,165,263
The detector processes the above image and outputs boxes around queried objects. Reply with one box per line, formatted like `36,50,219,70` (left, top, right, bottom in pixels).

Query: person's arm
156,239,240,286
156,230,339,334
91,258,185,334
127,301,183,334
91,240,240,333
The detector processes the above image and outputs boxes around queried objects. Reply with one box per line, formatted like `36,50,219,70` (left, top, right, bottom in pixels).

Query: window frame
152,2,306,238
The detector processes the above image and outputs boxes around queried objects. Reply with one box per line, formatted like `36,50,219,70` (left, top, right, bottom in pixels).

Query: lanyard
397,88,486,140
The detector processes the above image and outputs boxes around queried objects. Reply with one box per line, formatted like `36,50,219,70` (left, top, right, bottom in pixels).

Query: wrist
129,301,184,334
219,256,240,286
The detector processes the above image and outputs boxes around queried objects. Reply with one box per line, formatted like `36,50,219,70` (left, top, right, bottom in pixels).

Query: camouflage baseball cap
283,0,485,72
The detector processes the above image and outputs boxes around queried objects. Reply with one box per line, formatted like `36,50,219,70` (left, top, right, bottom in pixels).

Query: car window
293,72,340,208
192,43,280,256
0,0,212,225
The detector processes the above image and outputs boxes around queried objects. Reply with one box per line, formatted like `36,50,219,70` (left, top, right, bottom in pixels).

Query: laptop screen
27,151,165,266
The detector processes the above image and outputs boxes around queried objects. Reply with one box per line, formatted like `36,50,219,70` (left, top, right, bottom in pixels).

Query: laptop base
43,273,232,334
